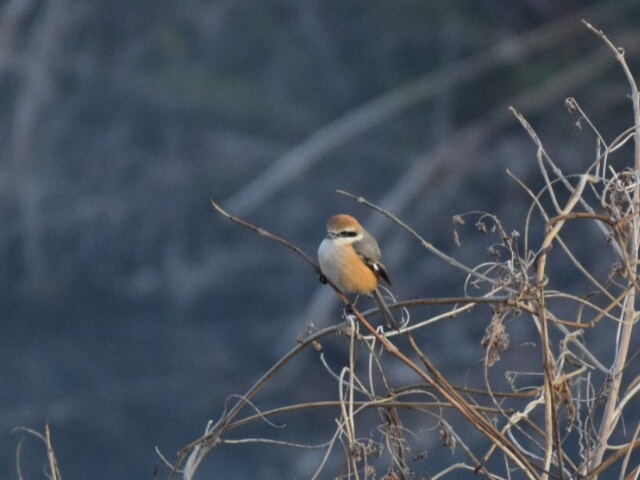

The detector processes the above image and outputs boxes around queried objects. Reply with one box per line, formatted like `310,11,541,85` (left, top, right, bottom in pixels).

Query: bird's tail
372,287,399,330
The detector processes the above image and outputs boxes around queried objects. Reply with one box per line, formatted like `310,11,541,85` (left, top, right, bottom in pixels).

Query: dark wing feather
372,262,391,286
355,230,392,286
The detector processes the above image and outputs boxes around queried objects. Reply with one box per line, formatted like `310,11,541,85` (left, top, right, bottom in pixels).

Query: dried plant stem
582,21,640,476
14,422,62,480
172,321,343,479
209,198,542,479
164,23,640,480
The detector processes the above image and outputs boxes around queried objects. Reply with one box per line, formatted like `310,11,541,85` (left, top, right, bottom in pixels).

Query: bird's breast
318,239,378,294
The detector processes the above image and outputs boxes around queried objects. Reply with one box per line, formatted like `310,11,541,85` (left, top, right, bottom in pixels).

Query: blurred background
2,0,640,478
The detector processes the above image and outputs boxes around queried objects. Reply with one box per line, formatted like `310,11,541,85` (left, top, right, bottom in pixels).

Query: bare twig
209,197,542,479
171,25,640,479
14,422,63,480
581,21,640,476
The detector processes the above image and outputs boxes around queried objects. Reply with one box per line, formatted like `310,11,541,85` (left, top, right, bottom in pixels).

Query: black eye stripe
339,231,358,237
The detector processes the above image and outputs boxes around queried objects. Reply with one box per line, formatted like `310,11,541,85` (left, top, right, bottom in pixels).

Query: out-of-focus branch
223,2,634,217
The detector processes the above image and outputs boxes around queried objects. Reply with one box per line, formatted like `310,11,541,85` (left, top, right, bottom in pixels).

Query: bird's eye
339,231,358,238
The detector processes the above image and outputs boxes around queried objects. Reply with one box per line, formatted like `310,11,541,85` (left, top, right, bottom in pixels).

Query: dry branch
166,23,640,480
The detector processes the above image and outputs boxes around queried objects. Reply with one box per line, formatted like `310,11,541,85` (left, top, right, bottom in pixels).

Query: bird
318,214,399,329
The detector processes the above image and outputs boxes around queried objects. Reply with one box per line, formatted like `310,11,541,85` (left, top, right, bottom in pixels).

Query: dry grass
18,22,640,480
168,23,640,480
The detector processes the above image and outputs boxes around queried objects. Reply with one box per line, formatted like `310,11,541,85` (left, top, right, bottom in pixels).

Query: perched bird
318,214,398,329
